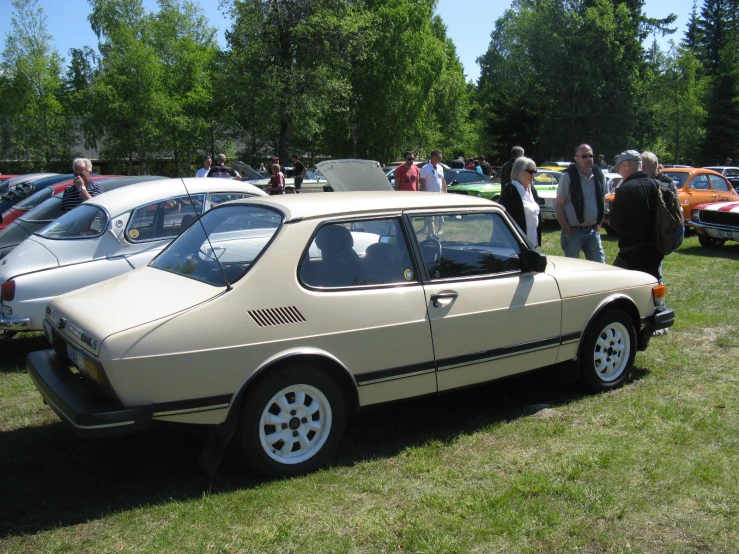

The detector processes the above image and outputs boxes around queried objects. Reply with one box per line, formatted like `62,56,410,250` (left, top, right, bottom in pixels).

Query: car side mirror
519,248,547,273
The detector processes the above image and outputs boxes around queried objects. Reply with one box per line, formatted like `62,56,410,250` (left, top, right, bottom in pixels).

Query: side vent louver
249,306,306,327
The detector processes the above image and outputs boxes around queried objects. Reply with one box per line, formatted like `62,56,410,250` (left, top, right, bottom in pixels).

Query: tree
0,0,71,169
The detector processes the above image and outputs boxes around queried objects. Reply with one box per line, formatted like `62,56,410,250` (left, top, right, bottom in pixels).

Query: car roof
87,177,266,216
662,167,723,176
228,190,497,222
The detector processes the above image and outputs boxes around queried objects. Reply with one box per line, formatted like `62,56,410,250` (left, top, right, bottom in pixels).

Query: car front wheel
580,308,636,392
697,233,726,248
238,366,346,477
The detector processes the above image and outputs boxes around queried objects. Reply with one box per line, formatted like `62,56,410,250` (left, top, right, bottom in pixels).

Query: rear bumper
27,349,153,438
0,314,30,331
638,306,675,350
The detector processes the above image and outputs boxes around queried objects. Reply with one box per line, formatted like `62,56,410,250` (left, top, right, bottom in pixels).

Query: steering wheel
419,237,442,265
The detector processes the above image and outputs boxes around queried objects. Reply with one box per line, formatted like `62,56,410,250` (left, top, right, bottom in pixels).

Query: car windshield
14,186,55,210
662,172,688,188
36,204,109,239
21,196,63,222
151,204,282,286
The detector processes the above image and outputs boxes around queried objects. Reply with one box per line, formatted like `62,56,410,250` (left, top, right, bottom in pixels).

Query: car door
298,216,436,406
709,174,737,203
406,209,562,391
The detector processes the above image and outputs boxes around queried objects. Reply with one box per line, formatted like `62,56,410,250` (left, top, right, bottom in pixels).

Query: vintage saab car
690,200,739,247
604,167,738,229
28,173,674,477
0,175,168,260
0,179,265,343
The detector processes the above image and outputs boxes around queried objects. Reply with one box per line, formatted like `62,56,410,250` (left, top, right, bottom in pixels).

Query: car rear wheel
238,366,346,477
0,330,18,345
580,308,636,392
697,233,726,248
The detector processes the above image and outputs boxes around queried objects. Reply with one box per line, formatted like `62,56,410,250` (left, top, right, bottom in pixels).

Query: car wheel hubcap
593,322,630,382
259,384,332,465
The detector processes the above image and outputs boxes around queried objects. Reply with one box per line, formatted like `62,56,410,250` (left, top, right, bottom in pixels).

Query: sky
1,0,696,84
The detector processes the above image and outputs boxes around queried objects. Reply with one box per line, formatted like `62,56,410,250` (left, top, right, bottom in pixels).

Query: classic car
604,167,738,229
0,174,56,197
444,169,492,186
27,160,673,477
0,174,67,219
0,178,265,344
539,161,571,171
0,175,123,232
689,200,739,247
0,176,167,260
230,161,327,193
450,169,560,203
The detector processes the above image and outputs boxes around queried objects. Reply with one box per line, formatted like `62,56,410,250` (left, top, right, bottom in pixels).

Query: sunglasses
525,169,537,175
579,154,594,159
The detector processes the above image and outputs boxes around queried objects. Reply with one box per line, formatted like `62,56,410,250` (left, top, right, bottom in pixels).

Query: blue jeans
560,228,605,263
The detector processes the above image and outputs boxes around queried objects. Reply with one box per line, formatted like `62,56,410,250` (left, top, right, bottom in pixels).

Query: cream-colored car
28,163,674,477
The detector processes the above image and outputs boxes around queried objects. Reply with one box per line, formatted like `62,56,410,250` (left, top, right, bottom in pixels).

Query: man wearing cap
195,155,212,177
207,153,242,180
554,143,606,262
609,150,662,280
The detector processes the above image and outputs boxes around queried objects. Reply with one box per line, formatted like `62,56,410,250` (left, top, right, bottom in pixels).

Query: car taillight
1,280,14,302
652,284,666,307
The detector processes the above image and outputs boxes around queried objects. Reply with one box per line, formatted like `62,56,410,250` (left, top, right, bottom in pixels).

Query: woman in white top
498,156,541,246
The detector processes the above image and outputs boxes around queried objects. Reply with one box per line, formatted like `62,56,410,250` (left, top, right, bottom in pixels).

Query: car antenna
179,176,232,291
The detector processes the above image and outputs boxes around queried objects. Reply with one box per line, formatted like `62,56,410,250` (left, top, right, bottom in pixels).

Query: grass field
1,225,738,553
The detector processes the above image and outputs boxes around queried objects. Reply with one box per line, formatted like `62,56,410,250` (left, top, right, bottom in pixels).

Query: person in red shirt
395,151,419,191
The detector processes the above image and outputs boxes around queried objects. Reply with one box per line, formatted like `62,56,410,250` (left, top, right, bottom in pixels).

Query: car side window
709,175,730,192
410,212,522,280
126,194,205,242
691,175,709,190
300,218,416,288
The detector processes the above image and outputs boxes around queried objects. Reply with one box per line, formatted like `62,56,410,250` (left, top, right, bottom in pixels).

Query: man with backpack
609,150,682,281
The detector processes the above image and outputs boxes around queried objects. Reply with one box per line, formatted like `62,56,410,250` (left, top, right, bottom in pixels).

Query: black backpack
653,180,684,255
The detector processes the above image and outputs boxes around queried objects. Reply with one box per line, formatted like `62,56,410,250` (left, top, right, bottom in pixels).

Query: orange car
604,167,738,229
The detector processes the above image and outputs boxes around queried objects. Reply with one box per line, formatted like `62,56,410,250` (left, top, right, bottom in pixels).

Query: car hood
316,159,394,191
545,255,656,298
695,200,739,212
50,266,223,355
0,237,58,279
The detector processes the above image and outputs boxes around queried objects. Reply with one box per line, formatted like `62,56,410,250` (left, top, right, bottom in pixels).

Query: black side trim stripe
152,394,233,416
355,361,436,386
560,331,581,345
437,336,561,371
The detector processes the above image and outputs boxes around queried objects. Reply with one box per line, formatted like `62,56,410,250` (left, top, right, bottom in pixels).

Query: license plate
67,344,83,370
715,230,737,239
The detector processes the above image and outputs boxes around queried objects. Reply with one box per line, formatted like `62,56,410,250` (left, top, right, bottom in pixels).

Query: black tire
238,366,346,477
579,308,636,392
697,233,726,248
0,330,18,345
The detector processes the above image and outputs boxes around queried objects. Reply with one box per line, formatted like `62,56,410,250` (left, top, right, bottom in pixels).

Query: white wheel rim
259,384,332,465
592,321,630,382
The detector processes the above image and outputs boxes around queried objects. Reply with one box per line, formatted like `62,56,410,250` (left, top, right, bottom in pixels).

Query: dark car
0,175,168,260
444,169,492,186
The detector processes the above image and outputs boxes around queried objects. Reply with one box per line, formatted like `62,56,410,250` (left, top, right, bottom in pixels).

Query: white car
690,200,739,247
27,160,674,477
0,179,266,343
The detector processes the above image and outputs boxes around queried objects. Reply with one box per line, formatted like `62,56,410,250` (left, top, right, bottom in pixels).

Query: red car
0,175,122,231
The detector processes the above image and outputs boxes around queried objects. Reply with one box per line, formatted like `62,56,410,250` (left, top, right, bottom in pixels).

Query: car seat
314,224,364,286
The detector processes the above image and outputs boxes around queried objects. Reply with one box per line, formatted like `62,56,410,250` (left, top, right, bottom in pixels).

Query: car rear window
36,204,109,240
14,186,55,210
21,196,63,222
151,204,282,286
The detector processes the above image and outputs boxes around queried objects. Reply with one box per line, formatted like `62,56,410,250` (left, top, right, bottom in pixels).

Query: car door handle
431,292,458,308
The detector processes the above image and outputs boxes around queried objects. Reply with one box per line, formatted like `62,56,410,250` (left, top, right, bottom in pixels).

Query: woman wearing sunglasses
498,156,541,246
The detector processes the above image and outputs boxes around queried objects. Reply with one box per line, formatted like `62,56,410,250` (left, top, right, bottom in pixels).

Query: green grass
1,227,738,553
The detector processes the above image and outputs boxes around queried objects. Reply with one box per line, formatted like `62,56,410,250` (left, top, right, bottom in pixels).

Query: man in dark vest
500,146,524,186
554,143,606,262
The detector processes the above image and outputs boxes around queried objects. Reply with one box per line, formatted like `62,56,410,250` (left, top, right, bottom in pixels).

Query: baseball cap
611,150,641,171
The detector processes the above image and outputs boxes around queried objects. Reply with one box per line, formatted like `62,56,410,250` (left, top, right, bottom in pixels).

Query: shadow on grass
0,359,650,538
673,242,739,259
0,333,51,374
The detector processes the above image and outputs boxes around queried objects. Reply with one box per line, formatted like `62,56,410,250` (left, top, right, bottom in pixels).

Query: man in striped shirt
60,158,104,212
